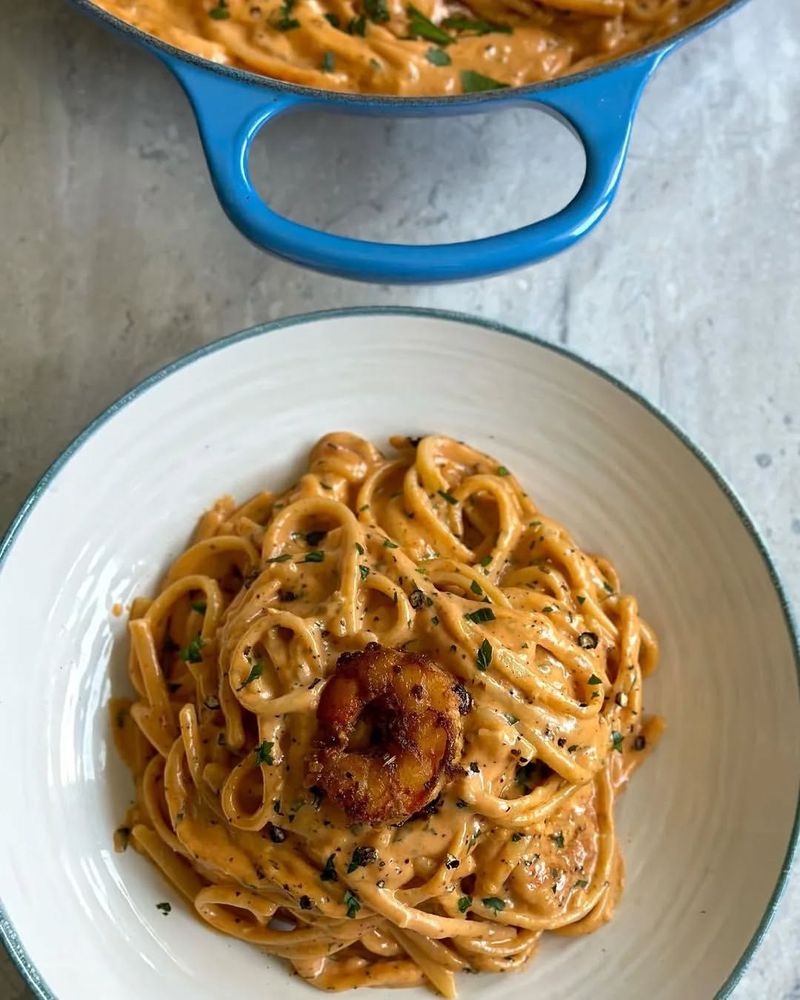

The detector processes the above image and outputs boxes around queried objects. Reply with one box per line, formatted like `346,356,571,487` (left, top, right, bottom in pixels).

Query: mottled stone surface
1,0,798,996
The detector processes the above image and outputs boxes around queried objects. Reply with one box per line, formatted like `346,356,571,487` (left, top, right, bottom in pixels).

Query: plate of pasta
0,308,797,1000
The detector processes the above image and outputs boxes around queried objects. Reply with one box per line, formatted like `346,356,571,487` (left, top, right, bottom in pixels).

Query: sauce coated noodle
112,433,663,996
94,0,725,96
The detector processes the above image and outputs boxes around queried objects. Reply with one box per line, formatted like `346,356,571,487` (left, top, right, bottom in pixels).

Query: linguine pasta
93,0,727,96
112,433,662,996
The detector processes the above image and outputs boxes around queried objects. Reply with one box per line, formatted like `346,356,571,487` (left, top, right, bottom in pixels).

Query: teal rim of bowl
1,305,798,1000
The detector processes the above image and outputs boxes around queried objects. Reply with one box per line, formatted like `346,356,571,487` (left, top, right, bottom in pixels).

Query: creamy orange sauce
111,433,662,995
93,0,726,96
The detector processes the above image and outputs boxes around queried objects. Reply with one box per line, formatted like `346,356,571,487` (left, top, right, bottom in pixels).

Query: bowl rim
1,304,797,1000
71,0,749,109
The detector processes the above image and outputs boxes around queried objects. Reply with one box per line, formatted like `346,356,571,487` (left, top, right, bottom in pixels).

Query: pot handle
165,51,668,284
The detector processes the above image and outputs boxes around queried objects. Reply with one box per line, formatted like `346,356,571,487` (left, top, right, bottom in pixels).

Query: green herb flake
322,51,335,72
239,660,263,688
461,69,508,93
511,832,523,842
496,466,510,476
347,845,378,873
343,889,361,918
355,542,365,555
611,731,624,754
180,634,205,663
425,46,451,66
575,878,589,889
364,0,389,21
470,579,484,597
603,581,614,594
479,555,492,566
577,595,586,605
542,605,554,613
476,638,492,672
431,615,440,626
407,4,454,45
482,896,506,912
320,854,338,882
255,740,275,765
437,489,458,505
383,539,399,549
190,600,207,613
347,13,367,34
567,744,578,753
306,530,327,546
359,565,370,581
156,901,172,914
304,549,325,563
265,553,292,564
587,674,602,685
273,0,300,30
457,894,472,912
504,713,519,724
209,2,230,19
324,12,340,26
464,607,495,624
550,831,565,849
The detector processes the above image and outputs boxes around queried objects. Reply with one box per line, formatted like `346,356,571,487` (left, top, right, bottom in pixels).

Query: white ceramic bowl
1,309,797,1000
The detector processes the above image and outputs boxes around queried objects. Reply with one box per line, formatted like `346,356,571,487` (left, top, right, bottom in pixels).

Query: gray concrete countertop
1,0,798,996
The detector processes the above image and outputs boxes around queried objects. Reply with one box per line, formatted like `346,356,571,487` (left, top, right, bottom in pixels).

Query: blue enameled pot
74,0,746,283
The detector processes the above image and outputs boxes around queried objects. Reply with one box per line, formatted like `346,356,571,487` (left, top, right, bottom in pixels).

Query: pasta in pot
111,432,663,996
93,0,726,96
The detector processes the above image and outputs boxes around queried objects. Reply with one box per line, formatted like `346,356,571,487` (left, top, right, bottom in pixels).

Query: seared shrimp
307,643,469,825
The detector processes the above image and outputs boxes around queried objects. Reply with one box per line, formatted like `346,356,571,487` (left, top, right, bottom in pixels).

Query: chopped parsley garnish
265,553,292,564
542,605,554,613
496,465,510,476
304,549,325,562
239,660,263,688
442,15,511,35
180,634,205,663
156,901,172,914
470,579,484,597
343,889,361,918
409,588,426,609
383,539,399,548
431,615,439,626
511,832,523,842
577,631,599,649
457,895,472,912
320,854,338,882
425,46,451,66
306,530,327,546
321,51,335,72
504,713,519,724
550,831,565,849
587,674,602,685
437,489,458,505
610,731,624,753
464,607,495,624
346,14,365,33
272,0,299,30
407,5,454,45
364,0,389,22
480,555,492,566
469,761,480,773
603,581,614,594
190,600,207,613
324,12,340,26
577,595,586,605
359,565,370,581
208,1,230,19
568,744,578,753
460,70,508,93
482,896,506,912
255,740,274,765
355,542,365,555
575,878,589,889
476,638,492,672
347,846,379,872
